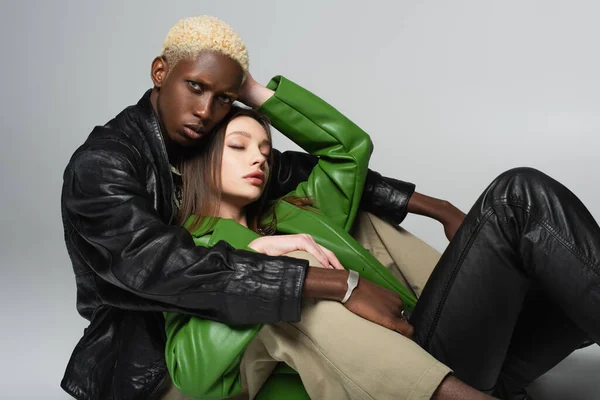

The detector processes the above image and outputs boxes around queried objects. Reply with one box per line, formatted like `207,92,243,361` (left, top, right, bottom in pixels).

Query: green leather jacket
164,76,417,399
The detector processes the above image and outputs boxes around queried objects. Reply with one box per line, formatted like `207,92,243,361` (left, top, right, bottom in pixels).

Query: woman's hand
248,234,345,270
237,72,274,108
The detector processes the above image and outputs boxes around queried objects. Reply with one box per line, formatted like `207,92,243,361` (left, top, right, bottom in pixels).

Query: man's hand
408,192,466,241
302,268,414,338
249,234,345,270
237,72,274,108
344,278,414,338
439,202,466,241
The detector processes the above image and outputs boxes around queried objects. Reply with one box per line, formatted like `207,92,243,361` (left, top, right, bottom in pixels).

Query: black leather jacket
60,90,416,400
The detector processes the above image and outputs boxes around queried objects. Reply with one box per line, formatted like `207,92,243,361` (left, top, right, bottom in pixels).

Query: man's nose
193,94,213,121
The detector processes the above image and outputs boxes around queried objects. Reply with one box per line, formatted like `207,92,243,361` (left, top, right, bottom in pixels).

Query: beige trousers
240,213,449,400
163,213,450,400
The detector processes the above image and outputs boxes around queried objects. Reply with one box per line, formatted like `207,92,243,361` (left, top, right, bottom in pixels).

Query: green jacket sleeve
259,76,373,232
164,312,262,399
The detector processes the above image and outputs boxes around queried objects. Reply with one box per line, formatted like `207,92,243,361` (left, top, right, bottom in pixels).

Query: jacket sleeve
360,170,416,226
62,139,307,324
164,312,260,399
163,219,269,398
259,76,373,231
269,151,416,228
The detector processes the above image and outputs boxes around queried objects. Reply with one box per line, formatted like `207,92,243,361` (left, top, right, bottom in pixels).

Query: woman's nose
251,151,267,167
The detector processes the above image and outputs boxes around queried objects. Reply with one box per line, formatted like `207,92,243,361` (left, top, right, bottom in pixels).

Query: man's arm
62,140,307,325
361,171,466,241
302,267,414,336
407,192,466,241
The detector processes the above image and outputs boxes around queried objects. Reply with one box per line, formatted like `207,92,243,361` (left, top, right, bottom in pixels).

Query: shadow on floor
527,346,600,400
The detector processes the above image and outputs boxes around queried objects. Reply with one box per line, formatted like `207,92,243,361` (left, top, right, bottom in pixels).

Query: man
61,16,472,400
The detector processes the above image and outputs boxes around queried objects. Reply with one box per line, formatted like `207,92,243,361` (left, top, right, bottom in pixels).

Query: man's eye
188,81,202,91
218,95,233,104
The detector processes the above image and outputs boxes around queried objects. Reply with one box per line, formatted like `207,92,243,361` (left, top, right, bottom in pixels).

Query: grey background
1,0,599,398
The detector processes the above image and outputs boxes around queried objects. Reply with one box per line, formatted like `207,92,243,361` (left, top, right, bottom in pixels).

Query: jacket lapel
189,218,261,251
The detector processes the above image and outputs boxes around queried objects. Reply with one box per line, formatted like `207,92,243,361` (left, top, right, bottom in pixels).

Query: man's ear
151,56,169,88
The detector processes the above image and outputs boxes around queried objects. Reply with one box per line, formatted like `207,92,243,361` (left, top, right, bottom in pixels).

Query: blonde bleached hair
160,16,249,73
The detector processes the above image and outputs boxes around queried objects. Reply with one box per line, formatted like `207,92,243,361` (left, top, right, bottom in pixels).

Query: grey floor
527,345,600,400
37,344,600,399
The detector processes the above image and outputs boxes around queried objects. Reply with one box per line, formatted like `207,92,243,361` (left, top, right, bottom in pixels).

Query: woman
165,75,431,400
165,76,599,400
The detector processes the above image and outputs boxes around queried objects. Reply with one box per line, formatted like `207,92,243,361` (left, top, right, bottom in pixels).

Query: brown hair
177,106,314,234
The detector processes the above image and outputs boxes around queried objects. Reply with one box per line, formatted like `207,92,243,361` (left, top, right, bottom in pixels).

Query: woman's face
220,115,271,208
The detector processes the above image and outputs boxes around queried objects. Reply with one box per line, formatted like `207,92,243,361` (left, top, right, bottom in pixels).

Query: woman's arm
242,75,465,239
257,75,373,232
242,74,465,239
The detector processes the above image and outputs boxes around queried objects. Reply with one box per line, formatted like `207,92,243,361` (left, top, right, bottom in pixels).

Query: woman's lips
245,177,264,186
244,172,265,186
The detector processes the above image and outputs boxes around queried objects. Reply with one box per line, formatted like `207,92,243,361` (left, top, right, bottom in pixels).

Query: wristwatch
341,270,360,304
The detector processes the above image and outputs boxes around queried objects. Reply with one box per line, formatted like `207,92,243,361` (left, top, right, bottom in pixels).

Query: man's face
154,51,244,148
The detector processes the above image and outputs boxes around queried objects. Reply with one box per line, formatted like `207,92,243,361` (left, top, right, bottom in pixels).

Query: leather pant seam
423,207,496,348
111,315,124,398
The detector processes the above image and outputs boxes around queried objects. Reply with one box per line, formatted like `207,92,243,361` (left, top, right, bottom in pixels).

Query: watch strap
341,270,359,304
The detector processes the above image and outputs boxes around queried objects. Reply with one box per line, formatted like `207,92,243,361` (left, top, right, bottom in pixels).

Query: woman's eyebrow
227,131,251,138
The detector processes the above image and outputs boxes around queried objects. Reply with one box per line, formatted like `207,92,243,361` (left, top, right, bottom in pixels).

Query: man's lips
243,171,265,185
182,124,205,139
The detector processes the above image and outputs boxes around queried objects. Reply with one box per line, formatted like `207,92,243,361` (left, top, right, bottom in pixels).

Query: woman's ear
151,56,169,88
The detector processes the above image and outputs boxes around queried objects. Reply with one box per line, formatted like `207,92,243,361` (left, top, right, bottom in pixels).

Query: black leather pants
410,167,599,395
